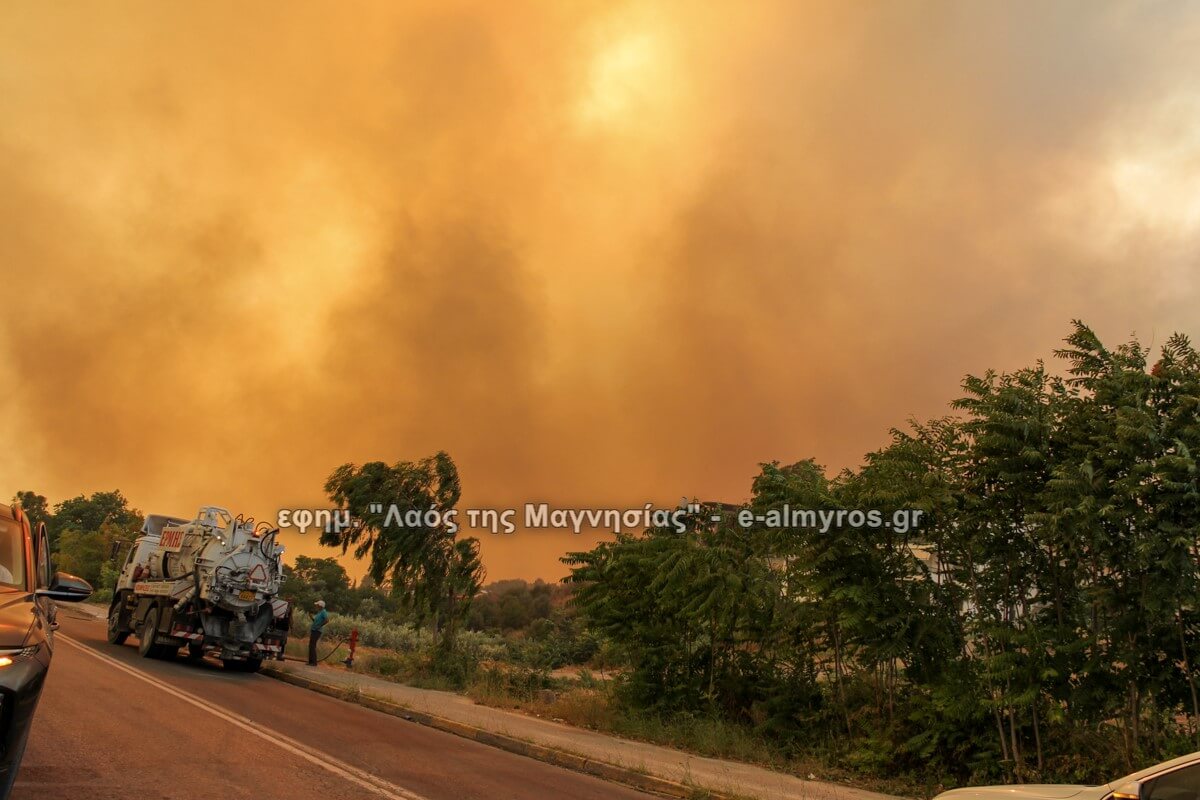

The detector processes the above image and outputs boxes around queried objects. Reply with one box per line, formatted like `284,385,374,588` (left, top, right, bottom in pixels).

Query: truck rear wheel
138,606,176,659
107,602,129,645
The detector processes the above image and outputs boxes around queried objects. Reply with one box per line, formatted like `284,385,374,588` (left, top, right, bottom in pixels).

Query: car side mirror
1112,780,1143,800
36,571,93,603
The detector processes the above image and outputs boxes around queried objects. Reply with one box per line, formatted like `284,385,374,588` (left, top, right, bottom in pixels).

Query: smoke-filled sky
2,2,1199,581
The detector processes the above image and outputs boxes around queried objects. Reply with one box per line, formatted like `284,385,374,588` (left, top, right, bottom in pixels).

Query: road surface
12,609,654,800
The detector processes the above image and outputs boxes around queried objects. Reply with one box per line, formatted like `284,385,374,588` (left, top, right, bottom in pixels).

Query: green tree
320,451,484,652
568,502,786,716
13,491,50,528
55,521,130,588
49,490,142,553
565,322,1200,785
951,363,1066,776
283,556,354,613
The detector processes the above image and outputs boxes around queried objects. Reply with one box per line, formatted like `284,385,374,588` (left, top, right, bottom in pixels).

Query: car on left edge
0,501,92,799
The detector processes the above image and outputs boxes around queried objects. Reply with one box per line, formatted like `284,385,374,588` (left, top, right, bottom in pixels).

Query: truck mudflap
170,619,284,658
170,625,204,641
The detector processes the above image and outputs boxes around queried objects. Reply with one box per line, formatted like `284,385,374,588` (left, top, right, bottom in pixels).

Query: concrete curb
261,665,734,800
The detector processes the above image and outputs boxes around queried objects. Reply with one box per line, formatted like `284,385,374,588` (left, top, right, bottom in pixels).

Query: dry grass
279,634,927,798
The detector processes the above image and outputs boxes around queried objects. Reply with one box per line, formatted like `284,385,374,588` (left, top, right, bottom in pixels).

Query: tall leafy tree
56,521,129,588
49,490,143,553
566,321,1200,785
567,503,782,715
321,451,484,651
12,491,50,529
283,556,355,612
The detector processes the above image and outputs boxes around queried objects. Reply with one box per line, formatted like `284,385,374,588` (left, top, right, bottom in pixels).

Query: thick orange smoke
2,2,1199,579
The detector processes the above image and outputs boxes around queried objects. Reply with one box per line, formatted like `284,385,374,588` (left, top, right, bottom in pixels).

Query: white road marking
59,634,429,800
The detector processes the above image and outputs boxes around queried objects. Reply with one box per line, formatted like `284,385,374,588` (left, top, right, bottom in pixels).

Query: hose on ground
316,636,346,663
282,634,346,664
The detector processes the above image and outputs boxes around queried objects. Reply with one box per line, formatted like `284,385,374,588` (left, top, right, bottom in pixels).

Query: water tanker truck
107,506,291,672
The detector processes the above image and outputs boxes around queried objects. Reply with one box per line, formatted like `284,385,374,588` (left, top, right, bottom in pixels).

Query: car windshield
0,519,27,590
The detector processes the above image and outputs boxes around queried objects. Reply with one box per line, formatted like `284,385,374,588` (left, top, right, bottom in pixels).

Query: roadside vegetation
19,320,1200,798
558,322,1200,790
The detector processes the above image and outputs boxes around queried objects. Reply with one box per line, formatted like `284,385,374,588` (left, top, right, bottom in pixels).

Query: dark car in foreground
0,502,92,799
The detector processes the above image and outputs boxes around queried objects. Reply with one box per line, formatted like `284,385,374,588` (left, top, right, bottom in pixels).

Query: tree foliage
468,579,564,631
13,491,50,529
568,322,1200,785
49,490,143,553
321,451,485,652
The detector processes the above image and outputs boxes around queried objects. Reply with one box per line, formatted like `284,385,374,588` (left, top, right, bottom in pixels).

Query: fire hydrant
343,628,359,669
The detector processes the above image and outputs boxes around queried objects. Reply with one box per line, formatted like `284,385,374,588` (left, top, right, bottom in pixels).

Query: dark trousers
308,630,322,665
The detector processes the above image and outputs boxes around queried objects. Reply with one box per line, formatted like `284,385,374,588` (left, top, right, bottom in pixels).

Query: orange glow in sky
2,2,1199,580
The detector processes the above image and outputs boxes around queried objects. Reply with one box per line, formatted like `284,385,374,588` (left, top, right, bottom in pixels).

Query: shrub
470,664,554,703
547,688,616,730
290,609,506,658
366,654,404,677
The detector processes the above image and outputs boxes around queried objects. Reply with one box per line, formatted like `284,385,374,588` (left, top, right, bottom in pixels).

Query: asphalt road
12,609,654,800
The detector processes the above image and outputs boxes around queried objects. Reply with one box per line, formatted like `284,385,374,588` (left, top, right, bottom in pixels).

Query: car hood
0,591,35,647
939,785,1108,800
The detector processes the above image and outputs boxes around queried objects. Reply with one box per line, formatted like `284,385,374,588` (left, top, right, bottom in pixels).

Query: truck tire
107,601,129,645
187,642,205,661
138,606,176,659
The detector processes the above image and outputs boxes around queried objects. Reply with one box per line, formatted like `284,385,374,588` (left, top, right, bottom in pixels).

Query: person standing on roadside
308,599,329,666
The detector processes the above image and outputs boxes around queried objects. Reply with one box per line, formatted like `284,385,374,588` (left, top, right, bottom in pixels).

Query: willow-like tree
321,451,484,652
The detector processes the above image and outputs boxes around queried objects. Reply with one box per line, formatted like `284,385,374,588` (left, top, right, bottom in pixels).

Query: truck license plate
239,590,255,601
